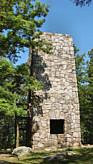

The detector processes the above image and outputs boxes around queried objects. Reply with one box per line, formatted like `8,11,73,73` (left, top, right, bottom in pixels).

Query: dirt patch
0,154,18,164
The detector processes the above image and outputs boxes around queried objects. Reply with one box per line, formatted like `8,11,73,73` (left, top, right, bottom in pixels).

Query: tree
0,57,43,147
0,0,50,61
0,58,24,116
75,46,93,144
0,0,51,147
73,0,92,6
0,58,26,147
74,46,86,86
84,49,93,144
74,46,89,143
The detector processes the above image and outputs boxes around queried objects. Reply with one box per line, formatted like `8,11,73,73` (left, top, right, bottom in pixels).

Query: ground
0,147,93,164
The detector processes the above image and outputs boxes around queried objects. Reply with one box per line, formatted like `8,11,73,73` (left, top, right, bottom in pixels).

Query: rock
12,146,32,157
6,148,11,153
67,151,78,156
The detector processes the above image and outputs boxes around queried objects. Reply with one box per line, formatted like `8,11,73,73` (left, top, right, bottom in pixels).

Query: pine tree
75,47,93,144
0,58,27,147
0,0,51,147
85,49,93,143
73,0,92,6
74,46,88,143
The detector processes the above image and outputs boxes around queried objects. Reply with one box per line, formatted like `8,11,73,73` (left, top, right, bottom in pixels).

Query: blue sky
17,0,93,64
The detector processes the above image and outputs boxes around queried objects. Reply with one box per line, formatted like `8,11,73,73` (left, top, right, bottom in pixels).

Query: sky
17,0,93,64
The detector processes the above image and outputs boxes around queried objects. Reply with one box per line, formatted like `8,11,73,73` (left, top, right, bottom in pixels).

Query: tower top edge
43,32,72,38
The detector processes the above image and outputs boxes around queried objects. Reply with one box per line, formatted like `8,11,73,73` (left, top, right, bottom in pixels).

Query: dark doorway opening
50,119,64,134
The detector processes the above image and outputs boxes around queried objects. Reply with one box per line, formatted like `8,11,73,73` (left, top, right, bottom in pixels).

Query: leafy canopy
0,0,50,118
75,47,93,144
0,58,43,116
0,0,49,62
0,58,23,116
73,0,92,6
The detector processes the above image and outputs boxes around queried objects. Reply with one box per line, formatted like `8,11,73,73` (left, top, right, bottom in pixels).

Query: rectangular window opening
50,119,64,134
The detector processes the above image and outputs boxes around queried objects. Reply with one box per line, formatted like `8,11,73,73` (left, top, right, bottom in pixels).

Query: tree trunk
26,47,34,147
15,116,20,148
26,91,33,147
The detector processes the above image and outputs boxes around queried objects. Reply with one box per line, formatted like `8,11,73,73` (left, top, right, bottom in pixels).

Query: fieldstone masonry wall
32,32,81,150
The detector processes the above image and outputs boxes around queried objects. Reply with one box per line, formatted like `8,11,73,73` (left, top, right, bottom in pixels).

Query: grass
0,147,93,163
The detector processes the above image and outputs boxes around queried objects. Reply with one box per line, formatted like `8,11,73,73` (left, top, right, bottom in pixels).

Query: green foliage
15,63,43,93
74,45,86,86
73,0,92,6
0,0,49,62
75,47,93,144
0,0,49,118
0,58,25,116
0,0,50,147
0,58,43,116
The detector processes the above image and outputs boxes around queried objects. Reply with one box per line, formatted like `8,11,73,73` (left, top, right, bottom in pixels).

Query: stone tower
32,32,81,150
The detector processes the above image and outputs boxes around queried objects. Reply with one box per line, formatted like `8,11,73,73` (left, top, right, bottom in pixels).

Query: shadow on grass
21,152,52,164
21,148,93,164
40,148,93,164
0,161,18,164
